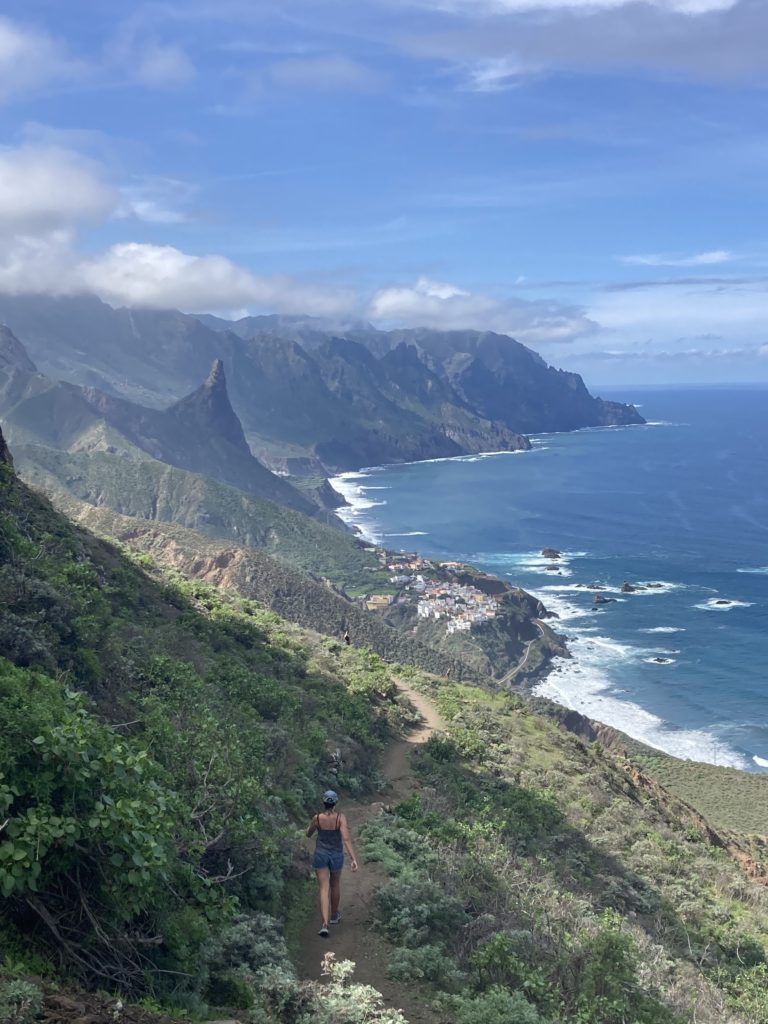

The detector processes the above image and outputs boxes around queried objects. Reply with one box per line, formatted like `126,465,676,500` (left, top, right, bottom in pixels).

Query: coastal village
359,551,502,635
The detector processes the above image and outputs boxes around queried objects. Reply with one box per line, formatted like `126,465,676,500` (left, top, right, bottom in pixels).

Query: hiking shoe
330,913,342,925
318,925,329,938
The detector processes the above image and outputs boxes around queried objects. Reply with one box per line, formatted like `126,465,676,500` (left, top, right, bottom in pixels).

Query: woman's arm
340,815,358,871
306,814,318,838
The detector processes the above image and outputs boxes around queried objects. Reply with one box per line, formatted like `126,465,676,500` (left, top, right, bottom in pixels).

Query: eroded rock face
0,425,13,468
167,359,250,454
0,324,37,374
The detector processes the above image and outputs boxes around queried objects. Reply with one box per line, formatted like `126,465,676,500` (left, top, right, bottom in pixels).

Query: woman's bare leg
316,868,331,927
330,870,342,918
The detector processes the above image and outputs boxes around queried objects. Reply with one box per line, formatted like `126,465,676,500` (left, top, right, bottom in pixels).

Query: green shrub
372,874,468,947
470,932,551,1004
422,734,460,763
0,979,44,1024
569,914,678,1024
449,987,541,1024
0,663,176,913
387,945,463,990
717,962,768,1020
310,954,408,1024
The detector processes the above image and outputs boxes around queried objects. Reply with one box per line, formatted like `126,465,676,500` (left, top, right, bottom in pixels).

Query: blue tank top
315,813,343,852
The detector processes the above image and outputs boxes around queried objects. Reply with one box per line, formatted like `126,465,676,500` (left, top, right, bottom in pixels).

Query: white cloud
0,231,357,316
135,42,196,86
369,275,596,341
0,143,353,315
619,249,735,267
0,146,117,232
76,242,356,314
0,16,78,102
588,277,768,341
461,56,534,91
401,0,768,85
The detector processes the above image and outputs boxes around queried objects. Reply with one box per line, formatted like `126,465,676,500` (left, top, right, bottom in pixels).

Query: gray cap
323,789,339,805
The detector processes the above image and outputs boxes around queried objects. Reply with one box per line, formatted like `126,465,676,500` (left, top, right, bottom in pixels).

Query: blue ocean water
333,387,768,771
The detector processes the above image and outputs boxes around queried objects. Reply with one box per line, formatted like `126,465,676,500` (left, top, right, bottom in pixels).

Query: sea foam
534,636,748,769
639,626,686,634
329,472,384,543
694,598,754,612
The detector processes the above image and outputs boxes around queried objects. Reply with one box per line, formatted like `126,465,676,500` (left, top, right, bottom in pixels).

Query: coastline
328,431,766,775
329,446,547,544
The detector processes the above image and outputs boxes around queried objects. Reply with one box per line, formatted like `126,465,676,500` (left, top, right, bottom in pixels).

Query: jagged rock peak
168,358,250,453
206,358,226,389
0,425,13,468
0,324,37,374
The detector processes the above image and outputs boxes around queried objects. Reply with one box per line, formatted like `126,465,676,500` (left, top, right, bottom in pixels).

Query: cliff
0,333,320,518
0,295,642,473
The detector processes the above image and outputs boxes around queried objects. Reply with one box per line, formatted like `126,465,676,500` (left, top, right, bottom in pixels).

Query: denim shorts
312,849,344,872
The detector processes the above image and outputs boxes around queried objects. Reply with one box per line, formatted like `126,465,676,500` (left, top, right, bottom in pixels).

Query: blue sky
0,1,767,384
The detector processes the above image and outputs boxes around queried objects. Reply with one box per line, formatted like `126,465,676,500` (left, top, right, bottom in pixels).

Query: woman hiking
306,789,358,938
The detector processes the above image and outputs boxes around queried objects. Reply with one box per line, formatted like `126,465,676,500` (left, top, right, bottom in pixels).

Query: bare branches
196,857,251,886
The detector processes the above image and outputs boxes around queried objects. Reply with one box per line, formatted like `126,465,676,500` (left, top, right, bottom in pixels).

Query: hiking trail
297,683,446,1023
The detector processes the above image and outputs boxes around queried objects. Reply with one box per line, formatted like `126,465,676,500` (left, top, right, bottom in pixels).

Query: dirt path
297,684,446,1023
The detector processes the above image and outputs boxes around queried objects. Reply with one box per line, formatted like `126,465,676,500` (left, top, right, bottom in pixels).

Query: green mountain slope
12,442,377,587
363,679,768,1023
0,335,316,517
2,424,768,1024
54,493,486,683
0,423,415,1014
0,294,641,472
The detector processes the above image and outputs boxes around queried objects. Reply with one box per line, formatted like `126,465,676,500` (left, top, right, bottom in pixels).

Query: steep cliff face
0,337,317,518
0,324,37,374
0,295,642,474
0,424,12,468
378,342,531,453
167,358,251,453
435,333,644,433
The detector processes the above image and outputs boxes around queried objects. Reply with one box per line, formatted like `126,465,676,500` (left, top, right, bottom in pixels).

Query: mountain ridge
0,294,643,473
0,328,320,518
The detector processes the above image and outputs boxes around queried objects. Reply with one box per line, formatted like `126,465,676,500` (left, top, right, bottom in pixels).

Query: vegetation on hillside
0,448,413,1017
631,754,768,837
361,679,768,1024
3,435,768,1024
14,442,385,592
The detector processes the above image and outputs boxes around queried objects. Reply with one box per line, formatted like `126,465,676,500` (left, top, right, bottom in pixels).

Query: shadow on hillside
407,737,724,977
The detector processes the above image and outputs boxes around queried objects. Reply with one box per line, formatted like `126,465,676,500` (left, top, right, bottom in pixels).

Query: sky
0,1,767,384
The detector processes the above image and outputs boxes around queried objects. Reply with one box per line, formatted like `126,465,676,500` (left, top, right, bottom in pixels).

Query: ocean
332,387,768,772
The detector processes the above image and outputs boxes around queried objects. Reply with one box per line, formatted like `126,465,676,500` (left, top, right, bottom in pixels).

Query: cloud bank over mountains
0,137,764,369
0,141,593,341
0,1,766,381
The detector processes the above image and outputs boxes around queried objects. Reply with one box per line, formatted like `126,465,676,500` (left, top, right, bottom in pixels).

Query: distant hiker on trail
306,789,358,938
343,629,351,646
